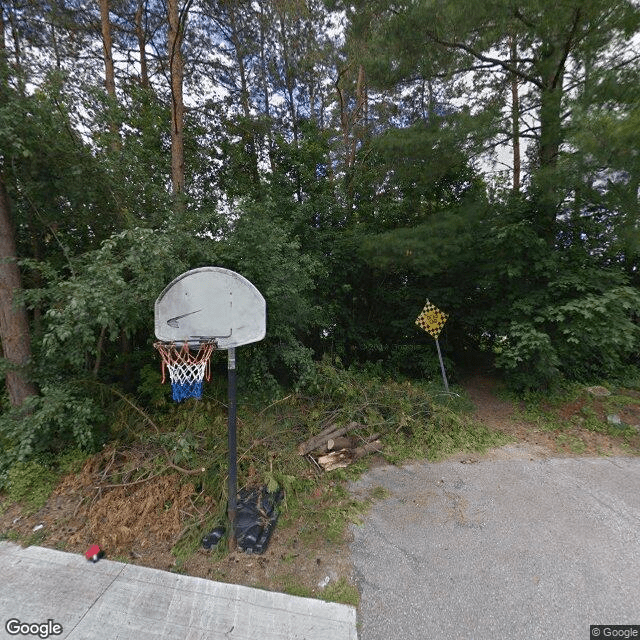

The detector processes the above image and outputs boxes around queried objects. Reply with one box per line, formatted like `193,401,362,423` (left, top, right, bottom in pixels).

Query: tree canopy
0,0,638,467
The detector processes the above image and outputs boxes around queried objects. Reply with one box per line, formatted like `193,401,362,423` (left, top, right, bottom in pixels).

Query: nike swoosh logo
167,309,202,328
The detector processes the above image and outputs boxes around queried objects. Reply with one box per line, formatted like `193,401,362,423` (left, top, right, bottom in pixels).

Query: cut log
316,440,383,472
317,449,350,472
352,440,383,458
327,436,355,451
297,425,342,456
297,421,364,456
316,422,344,440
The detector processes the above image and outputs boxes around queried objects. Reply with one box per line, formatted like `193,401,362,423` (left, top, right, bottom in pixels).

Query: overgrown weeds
0,361,513,598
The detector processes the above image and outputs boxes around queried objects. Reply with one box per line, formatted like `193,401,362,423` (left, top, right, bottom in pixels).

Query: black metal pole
227,347,237,549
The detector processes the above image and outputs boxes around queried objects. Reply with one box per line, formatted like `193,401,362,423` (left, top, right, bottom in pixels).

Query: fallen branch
166,461,206,475
95,470,166,490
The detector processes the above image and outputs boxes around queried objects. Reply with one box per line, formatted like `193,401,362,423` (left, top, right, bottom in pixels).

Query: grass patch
320,577,360,606
506,379,640,455
555,433,587,454
370,486,390,500
24,529,47,547
383,404,512,464
6,461,58,514
278,574,314,599
514,404,566,432
0,530,20,542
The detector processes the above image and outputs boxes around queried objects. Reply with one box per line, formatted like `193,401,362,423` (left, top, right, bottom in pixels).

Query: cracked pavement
349,449,640,640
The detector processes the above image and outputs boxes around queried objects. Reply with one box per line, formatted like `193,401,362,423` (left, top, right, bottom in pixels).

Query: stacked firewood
297,422,383,471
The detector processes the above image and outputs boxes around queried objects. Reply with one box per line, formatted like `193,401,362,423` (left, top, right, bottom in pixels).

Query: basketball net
154,341,216,402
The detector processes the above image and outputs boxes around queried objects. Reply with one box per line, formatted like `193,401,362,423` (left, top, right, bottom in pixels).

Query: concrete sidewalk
0,542,357,640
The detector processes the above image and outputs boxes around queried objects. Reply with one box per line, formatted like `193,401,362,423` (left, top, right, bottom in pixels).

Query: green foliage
297,358,509,461
495,281,640,392
6,461,58,514
384,404,511,463
221,202,323,386
495,323,561,391
0,385,103,487
0,73,122,267
22,227,189,374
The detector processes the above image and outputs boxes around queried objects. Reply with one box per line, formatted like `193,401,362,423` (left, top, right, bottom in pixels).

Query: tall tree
0,176,37,407
0,15,36,406
510,34,521,193
100,0,116,98
134,0,150,88
344,0,640,240
168,0,189,196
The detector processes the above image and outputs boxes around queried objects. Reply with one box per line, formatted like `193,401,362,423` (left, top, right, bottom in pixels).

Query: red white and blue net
154,341,216,402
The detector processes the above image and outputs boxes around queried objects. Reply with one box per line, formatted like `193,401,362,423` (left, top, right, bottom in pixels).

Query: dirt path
462,375,635,459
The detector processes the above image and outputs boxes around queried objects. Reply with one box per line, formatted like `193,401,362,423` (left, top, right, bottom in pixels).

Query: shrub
6,461,58,513
496,285,640,392
0,385,103,489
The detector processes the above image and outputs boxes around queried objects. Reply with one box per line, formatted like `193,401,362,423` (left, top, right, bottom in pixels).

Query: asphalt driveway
350,447,640,640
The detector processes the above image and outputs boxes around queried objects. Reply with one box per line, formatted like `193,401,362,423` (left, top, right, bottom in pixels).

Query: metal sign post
434,337,450,393
227,347,238,549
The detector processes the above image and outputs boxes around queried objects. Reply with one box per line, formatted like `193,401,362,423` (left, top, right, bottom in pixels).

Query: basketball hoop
154,340,216,402
153,267,268,550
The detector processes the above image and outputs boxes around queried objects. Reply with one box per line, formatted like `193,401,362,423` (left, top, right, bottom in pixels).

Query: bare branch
424,30,543,88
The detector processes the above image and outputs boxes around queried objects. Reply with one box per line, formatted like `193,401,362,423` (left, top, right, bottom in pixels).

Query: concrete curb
0,542,357,640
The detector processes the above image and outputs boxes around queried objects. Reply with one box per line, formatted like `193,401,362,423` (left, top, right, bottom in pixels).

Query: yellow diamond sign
415,300,448,339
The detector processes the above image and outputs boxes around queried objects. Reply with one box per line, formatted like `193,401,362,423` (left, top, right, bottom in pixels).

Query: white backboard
154,267,266,349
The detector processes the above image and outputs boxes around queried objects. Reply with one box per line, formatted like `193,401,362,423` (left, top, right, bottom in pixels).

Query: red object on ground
85,545,101,562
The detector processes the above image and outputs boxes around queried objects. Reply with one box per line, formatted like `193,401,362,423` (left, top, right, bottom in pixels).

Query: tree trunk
347,64,366,169
258,0,274,172
6,3,24,94
50,21,61,69
0,176,37,407
277,8,302,201
510,35,520,193
0,3,4,52
100,0,120,153
535,80,564,241
0,2,6,89
134,0,149,88
227,0,260,192
538,84,562,170
100,0,116,98
168,0,186,196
